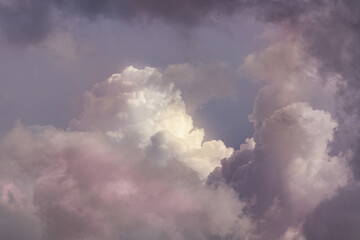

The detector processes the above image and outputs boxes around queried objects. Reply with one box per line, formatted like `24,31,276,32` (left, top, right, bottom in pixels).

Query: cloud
241,39,339,130
0,180,41,240
0,66,247,240
243,4,360,237
239,3,360,237
289,0,360,181
0,34,354,240
0,0,51,45
2,0,360,238
209,102,348,239
208,40,350,239
0,0,323,46
303,184,360,240
69,66,233,178
0,0,238,46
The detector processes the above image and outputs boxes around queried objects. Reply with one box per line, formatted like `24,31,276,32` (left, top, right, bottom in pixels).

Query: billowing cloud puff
69,66,233,178
0,66,244,240
209,102,348,239
208,41,350,239
241,40,339,130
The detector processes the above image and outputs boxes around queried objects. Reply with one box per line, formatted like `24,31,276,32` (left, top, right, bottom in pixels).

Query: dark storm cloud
0,0,324,46
54,0,320,25
54,0,239,25
0,0,238,45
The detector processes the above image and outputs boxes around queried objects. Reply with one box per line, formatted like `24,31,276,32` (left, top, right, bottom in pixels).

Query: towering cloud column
208,39,350,239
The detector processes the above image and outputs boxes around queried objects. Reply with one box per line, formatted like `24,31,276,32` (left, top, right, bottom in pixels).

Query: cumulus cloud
0,66,247,240
69,66,233,178
292,1,360,181
241,39,339,130
239,2,360,237
242,2,360,237
0,38,348,240
208,40,350,239
209,102,348,239
2,42,352,240
2,0,360,239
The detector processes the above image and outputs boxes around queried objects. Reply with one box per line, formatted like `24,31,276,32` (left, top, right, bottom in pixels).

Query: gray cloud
54,0,239,24
0,0,51,45
291,1,360,181
0,0,238,46
247,2,360,237
303,184,360,240
208,39,350,239
215,2,360,238
0,0,323,46
209,102,347,239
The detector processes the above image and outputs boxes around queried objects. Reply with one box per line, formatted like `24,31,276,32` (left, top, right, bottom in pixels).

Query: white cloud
0,66,245,240
69,66,233,179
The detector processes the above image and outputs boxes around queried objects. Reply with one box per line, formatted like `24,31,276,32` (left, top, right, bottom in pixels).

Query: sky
1,1,360,240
